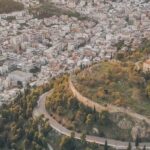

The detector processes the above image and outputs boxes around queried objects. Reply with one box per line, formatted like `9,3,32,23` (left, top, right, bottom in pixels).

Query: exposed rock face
110,112,133,129
110,112,150,141
118,118,133,129
131,122,150,140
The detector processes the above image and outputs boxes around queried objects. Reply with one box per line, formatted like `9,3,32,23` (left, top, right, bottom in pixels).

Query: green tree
80,133,86,142
11,143,16,149
104,140,108,150
60,136,76,150
146,84,150,98
23,139,30,149
70,132,75,139
135,135,140,147
85,114,93,125
100,111,109,125
143,145,146,150
127,142,132,150
56,106,64,115
0,135,5,148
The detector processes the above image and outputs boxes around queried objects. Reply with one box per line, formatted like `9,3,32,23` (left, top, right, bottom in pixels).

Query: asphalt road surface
33,90,150,150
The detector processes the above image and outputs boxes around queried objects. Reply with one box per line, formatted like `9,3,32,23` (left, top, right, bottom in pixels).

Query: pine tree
93,106,96,114
135,134,140,147
143,145,146,150
104,140,108,150
127,142,132,150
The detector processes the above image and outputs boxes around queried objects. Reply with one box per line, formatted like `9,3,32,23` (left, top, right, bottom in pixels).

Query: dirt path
69,78,150,125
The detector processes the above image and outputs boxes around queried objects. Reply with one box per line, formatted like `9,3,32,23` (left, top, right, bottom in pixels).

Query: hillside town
0,0,150,105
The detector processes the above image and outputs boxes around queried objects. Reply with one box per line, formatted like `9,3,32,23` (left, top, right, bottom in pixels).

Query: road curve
69,78,150,125
33,90,150,150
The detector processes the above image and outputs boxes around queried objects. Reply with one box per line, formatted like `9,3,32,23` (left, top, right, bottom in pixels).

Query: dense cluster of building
0,0,149,104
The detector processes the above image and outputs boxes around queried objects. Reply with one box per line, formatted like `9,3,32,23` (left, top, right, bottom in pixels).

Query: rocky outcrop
131,122,150,141
109,112,134,129
118,118,133,130
109,112,150,141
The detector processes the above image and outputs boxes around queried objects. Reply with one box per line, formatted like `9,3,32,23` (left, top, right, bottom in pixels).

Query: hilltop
42,38,150,142
72,45,150,116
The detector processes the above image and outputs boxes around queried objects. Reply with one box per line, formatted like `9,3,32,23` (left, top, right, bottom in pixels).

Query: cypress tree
104,140,108,150
135,134,140,147
143,145,146,150
127,142,132,150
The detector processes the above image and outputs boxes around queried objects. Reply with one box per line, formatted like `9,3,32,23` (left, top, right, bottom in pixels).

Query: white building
8,70,33,87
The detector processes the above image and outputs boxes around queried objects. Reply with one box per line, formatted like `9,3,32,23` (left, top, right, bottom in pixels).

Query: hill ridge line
69,77,150,125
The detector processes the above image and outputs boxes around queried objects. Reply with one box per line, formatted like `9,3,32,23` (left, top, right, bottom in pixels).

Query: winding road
33,90,150,150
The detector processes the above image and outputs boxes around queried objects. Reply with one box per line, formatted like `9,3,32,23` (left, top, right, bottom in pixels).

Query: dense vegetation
115,38,150,62
0,84,52,149
46,75,132,141
139,38,150,52
49,133,109,150
0,79,112,150
0,0,24,14
73,49,150,116
29,2,88,20
74,61,150,115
